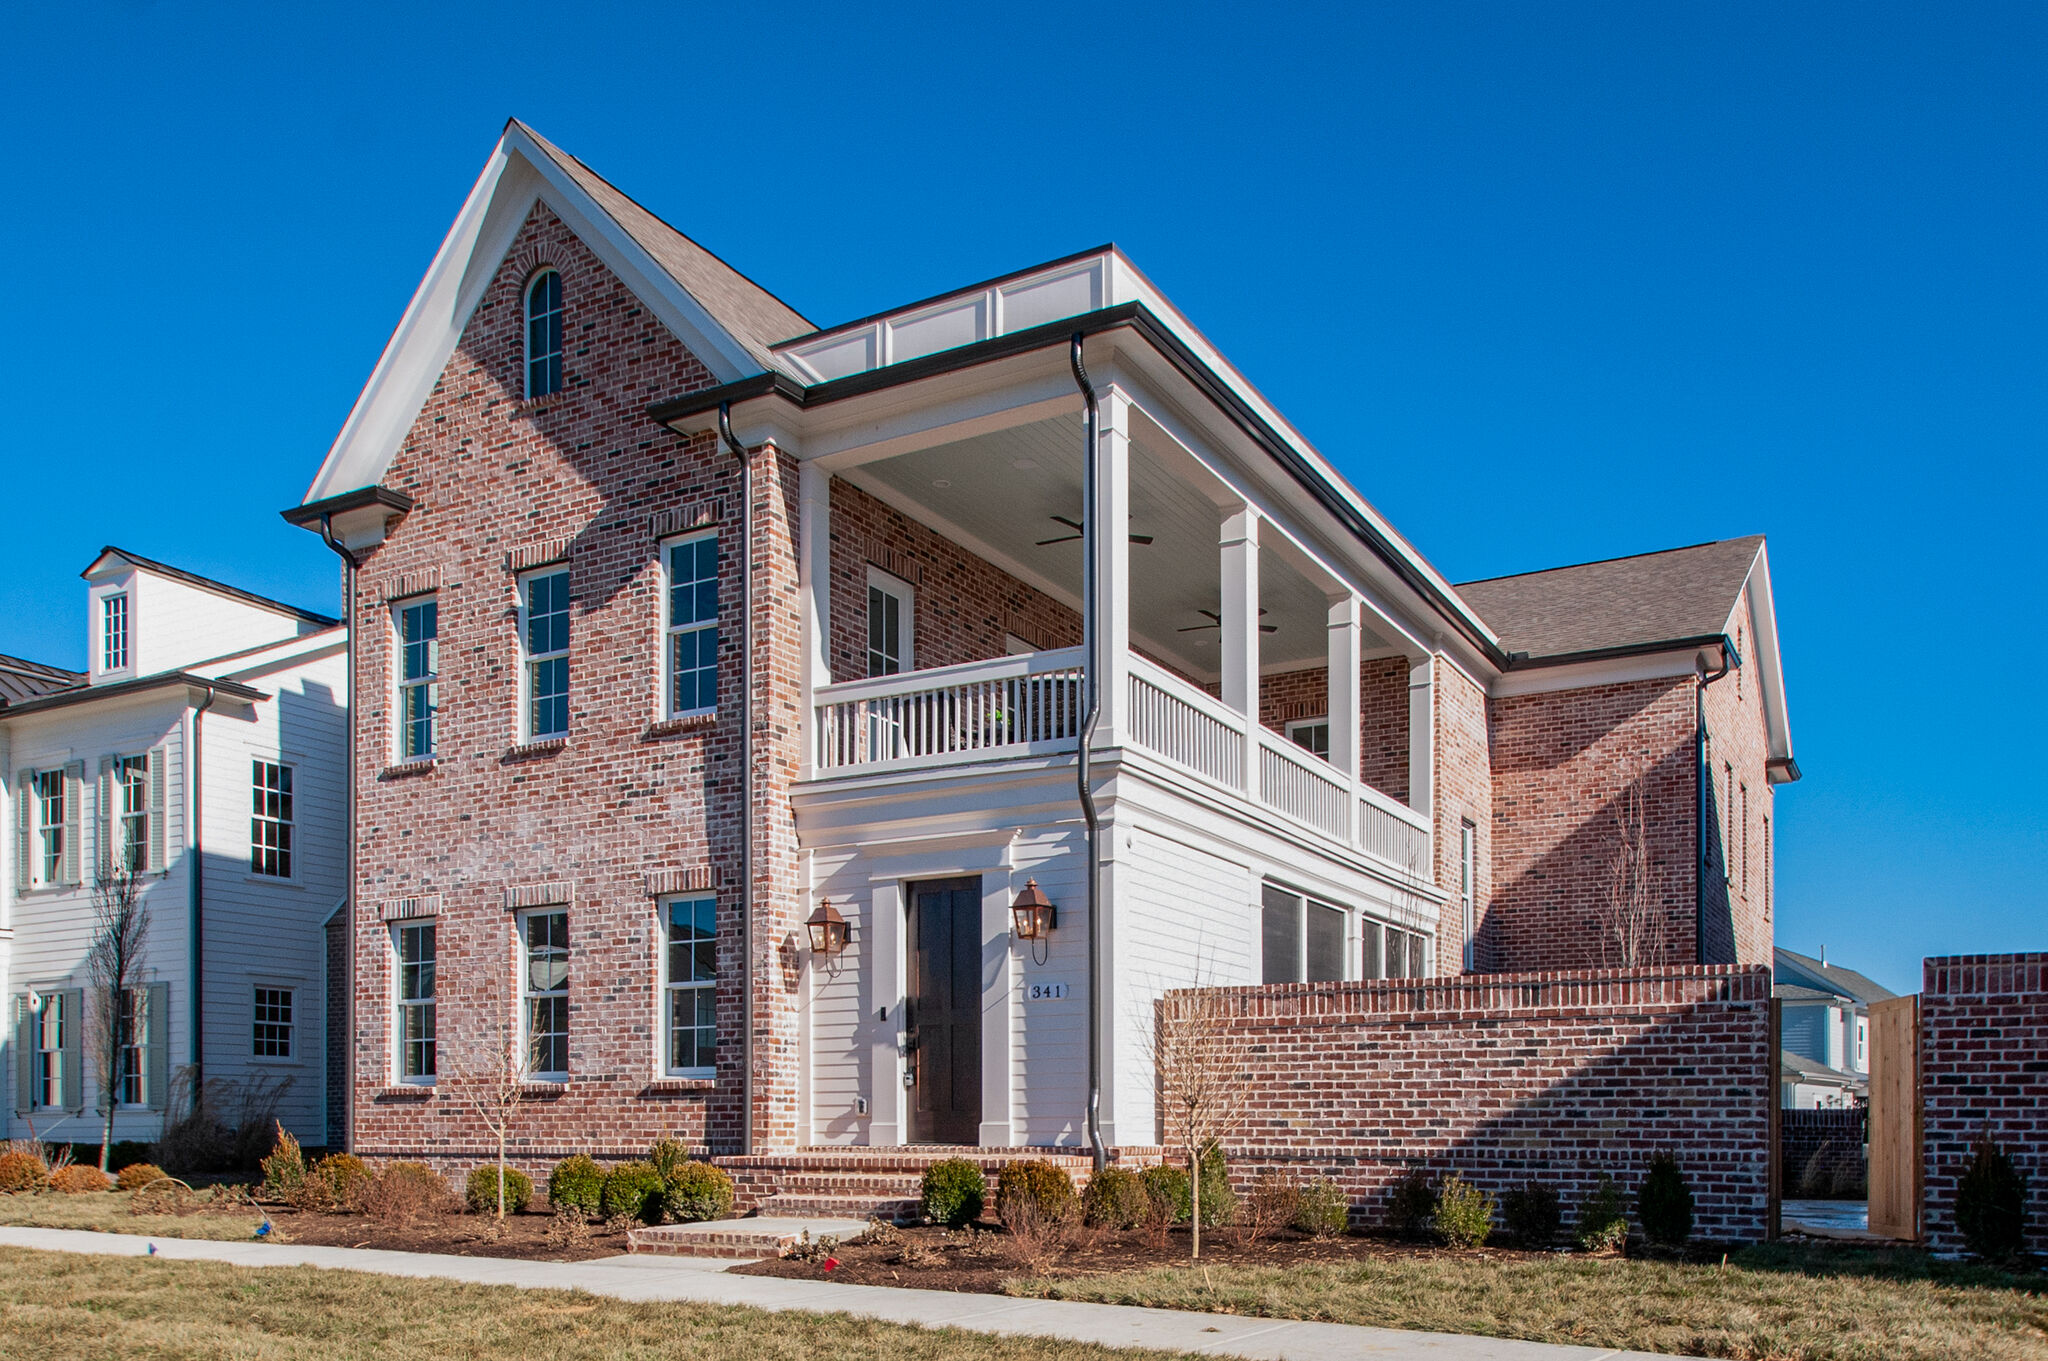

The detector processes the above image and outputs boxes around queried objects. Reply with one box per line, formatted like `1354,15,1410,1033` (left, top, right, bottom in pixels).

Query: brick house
286,121,1797,1167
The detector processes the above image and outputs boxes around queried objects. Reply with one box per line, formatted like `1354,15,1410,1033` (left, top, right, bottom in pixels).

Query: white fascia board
192,627,348,684
1734,542,1795,765
1489,647,1711,699
301,127,765,507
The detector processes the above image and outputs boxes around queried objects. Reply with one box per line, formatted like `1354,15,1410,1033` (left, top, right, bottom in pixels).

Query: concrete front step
757,1193,922,1222
626,1215,870,1259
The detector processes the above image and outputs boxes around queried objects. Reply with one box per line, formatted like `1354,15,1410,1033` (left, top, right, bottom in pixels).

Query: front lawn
0,1187,263,1242
0,1247,1196,1361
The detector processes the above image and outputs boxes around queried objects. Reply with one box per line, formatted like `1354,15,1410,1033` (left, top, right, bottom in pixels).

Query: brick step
757,1193,922,1222
740,1172,928,1196
627,1215,870,1260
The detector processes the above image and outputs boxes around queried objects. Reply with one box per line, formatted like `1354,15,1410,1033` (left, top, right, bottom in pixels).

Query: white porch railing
813,648,1084,771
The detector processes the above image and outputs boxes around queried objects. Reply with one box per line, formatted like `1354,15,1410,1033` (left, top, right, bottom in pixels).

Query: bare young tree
450,1020,536,1219
1598,776,1666,967
85,858,150,1172
1145,960,1254,1260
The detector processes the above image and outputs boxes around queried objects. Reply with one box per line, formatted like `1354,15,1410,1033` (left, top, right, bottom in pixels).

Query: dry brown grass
1002,1241,2048,1361
0,1246,1201,1360
0,1188,263,1241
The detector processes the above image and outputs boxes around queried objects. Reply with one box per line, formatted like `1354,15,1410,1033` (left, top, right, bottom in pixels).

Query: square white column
1220,506,1261,797
798,462,832,780
1326,594,1363,783
1408,654,1435,819
1089,387,1132,748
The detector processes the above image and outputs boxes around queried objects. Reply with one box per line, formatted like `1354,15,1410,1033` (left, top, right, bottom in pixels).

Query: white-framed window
115,987,146,1106
866,567,913,678
396,596,439,760
33,770,65,887
1260,883,1346,984
251,760,294,878
1856,1015,1869,1072
101,593,129,672
1459,820,1476,972
663,896,717,1077
395,922,436,1083
1286,718,1331,762
33,992,67,1108
1724,762,1736,883
113,754,149,872
252,987,294,1059
521,909,569,1080
525,269,563,398
1362,920,1428,979
519,568,570,741
664,532,719,718
1740,782,1750,898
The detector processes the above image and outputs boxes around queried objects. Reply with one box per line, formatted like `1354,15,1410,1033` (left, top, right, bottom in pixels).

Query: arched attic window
525,269,563,398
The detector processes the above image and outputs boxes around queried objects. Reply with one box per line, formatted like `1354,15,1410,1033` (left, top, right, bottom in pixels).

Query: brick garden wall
1161,963,1774,1241
1920,953,2048,1256
1780,1107,1866,1196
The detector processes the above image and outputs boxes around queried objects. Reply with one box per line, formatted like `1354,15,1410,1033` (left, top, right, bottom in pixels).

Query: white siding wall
1006,824,1090,1147
120,569,315,679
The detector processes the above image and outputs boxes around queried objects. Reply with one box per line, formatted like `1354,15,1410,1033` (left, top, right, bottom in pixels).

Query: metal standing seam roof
512,120,814,372
1454,535,1764,662
0,654,84,706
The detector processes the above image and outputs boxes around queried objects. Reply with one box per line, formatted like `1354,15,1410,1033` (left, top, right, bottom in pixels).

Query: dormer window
102,593,129,672
525,270,563,398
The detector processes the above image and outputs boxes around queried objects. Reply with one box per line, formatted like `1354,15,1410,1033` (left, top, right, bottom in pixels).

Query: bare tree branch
1144,954,1253,1260
447,1020,536,1219
1597,766,1666,968
85,858,149,1173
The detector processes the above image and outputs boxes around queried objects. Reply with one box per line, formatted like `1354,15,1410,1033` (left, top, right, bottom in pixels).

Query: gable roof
84,547,340,628
300,120,813,507
0,654,83,707
1780,1049,1865,1087
1776,947,1898,1007
1455,536,1765,663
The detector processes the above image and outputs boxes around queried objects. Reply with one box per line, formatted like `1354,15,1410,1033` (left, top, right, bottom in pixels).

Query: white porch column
1089,387,1132,748
1327,593,1362,784
1221,505,1261,797
1408,654,1435,820
798,462,832,780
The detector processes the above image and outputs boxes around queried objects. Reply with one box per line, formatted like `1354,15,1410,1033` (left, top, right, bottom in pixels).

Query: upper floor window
866,568,913,678
522,910,570,1080
101,594,129,672
1286,718,1330,763
520,569,570,740
395,922,436,1083
1459,820,1477,972
664,534,718,718
664,896,717,1077
112,754,150,873
396,597,439,760
33,769,67,887
525,270,563,398
251,760,294,878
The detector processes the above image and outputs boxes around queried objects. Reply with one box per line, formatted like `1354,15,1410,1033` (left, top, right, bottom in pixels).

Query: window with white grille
251,760,293,878
252,987,293,1059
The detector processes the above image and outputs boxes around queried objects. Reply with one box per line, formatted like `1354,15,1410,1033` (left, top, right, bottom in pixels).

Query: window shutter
97,755,115,876
145,982,170,1109
61,761,84,886
60,988,84,1111
147,746,168,873
12,771,29,894
12,996,30,1115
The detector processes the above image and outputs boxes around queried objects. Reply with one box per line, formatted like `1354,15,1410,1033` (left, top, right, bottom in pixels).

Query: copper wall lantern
1010,879,1057,940
806,898,850,954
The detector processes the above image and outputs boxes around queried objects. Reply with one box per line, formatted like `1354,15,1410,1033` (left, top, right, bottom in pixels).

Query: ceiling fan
1179,608,1277,634
1036,515,1155,547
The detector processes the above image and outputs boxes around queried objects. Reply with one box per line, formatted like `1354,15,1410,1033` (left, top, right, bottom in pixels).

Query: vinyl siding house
1,549,347,1148
290,121,1797,1173
1777,946,1894,1108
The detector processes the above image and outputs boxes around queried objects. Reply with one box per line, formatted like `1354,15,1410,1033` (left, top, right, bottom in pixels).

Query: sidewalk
0,1225,1697,1361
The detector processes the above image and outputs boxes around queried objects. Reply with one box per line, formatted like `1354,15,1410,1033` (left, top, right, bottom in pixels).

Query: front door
906,877,982,1145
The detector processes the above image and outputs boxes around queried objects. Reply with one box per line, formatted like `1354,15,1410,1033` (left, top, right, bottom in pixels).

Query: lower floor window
1361,921,1428,979
252,987,294,1058
396,922,436,1082
116,988,145,1105
1260,884,1346,984
34,993,68,1108
522,910,570,1078
664,897,717,1075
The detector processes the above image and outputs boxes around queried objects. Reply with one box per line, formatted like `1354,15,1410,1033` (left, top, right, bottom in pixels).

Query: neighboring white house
2,548,346,1149
1776,946,1894,1108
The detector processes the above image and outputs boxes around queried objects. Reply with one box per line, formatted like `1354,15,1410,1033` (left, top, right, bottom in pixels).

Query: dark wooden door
907,877,982,1145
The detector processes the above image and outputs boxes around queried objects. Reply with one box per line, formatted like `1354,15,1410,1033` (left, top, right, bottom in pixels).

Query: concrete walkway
0,1225,1698,1361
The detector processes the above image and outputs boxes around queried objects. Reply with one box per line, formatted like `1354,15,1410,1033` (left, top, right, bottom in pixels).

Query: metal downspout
1070,334,1108,1172
316,513,358,1149
717,403,755,1158
1695,640,1737,964
187,684,218,1086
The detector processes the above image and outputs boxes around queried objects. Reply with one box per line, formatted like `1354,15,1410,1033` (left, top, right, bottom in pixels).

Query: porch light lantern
806,898,850,955
1010,879,1057,941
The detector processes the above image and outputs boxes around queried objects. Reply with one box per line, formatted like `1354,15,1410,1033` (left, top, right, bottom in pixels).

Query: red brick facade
1920,953,2048,1256
1253,658,1411,803
1162,964,1775,1241
1435,661,1493,969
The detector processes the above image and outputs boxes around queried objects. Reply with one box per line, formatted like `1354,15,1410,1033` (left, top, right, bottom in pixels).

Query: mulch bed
258,1206,634,1262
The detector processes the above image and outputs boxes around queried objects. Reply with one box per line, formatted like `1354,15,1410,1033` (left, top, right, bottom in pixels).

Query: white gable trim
301,125,765,506
1728,541,1795,767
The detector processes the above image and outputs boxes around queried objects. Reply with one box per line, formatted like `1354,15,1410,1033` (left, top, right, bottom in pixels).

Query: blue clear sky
4,3,2041,994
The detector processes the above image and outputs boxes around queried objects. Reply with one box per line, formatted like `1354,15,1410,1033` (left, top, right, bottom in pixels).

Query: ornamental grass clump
918,1157,986,1228
997,1159,1075,1229
658,1162,734,1223
548,1154,605,1219
1502,1180,1562,1249
49,1164,113,1195
0,1150,49,1193
465,1163,533,1215
1954,1135,2028,1263
1079,1166,1149,1230
1432,1173,1496,1248
1574,1174,1629,1252
1291,1177,1351,1239
1636,1153,1694,1249
115,1162,168,1193
601,1161,665,1224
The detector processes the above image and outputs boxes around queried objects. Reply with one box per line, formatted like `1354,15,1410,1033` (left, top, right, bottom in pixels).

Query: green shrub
1291,1178,1351,1239
1574,1174,1628,1252
602,1161,665,1223
1501,1180,1561,1248
1636,1153,1694,1248
1955,1136,2028,1262
1195,1141,1237,1228
659,1162,734,1223
1140,1164,1191,1224
997,1159,1075,1228
1433,1173,1495,1248
0,1151,49,1193
305,1153,372,1211
259,1125,306,1203
919,1158,986,1228
115,1162,168,1193
648,1137,690,1182
466,1164,533,1215
1384,1170,1438,1238
1080,1166,1149,1229
548,1154,605,1218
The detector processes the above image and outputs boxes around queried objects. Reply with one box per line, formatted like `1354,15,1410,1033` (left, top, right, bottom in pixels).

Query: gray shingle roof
0,654,83,707
1776,948,1899,1007
514,121,813,371
1775,983,1848,1005
1780,1049,1865,1086
1455,535,1764,663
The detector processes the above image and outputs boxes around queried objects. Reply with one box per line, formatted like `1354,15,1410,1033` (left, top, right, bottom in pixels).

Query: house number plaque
1027,982,1069,1001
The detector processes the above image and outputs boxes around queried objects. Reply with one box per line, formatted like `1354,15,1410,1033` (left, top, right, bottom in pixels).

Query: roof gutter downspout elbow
1071,333,1108,1173
718,402,755,1159
1695,637,1740,965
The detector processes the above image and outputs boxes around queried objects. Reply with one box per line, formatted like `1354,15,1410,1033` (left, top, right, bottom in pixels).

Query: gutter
315,513,361,1151
1069,334,1108,1173
187,683,219,1085
1695,640,1740,965
717,403,755,1159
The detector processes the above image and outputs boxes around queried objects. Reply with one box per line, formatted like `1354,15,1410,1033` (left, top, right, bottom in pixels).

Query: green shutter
147,746,167,874
144,982,170,1110
97,755,115,877
12,996,30,1115
61,761,84,886
12,771,29,894
59,988,83,1111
